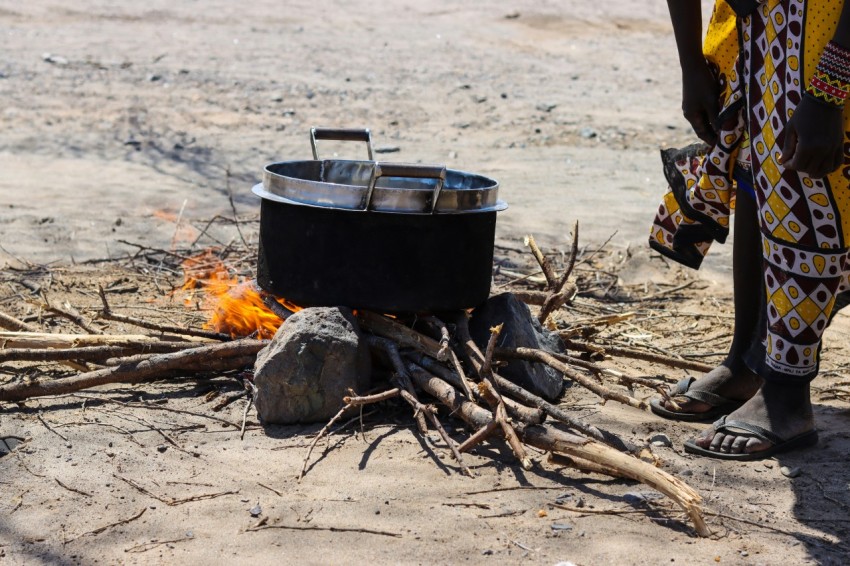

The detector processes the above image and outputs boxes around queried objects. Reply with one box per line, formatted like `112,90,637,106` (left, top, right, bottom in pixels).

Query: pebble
147,74,162,82
42,53,69,66
536,103,557,113
780,466,802,478
249,503,262,517
579,127,598,139
156,445,168,453
551,523,573,531
649,433,673,447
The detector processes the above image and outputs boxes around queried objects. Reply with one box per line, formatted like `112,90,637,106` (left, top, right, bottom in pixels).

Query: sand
1,1,849,564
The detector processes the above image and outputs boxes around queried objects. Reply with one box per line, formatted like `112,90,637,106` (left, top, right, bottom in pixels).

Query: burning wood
0,229,712,537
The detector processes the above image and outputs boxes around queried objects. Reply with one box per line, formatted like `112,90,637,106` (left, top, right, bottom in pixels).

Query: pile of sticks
0,228,712,536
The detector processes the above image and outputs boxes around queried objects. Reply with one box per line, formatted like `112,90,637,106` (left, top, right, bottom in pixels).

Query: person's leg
659,189,762,415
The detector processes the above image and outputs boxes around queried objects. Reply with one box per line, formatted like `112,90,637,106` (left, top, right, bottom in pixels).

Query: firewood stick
0,342,199,363
511,290,549,306
0,311,39,332
456,420,498,453
461,320,531,470
97,286,230,341
0,331,213,350
367,336,428,434
498,347,648,411
408,368,709,537
563,340,714,374
524,234,558,288
517,424,709,537
357,311,447,361
343,389,401,405
555,220,580,293
418,315,451,358
0,339,267,403
407,351,607,442
396,387,473,477
405,358,544,425
537,284,578,324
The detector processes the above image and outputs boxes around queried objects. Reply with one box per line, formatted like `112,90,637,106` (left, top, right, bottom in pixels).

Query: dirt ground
2,0,850,564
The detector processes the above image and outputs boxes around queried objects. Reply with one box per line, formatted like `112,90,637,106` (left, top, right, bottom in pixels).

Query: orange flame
180,249,299,339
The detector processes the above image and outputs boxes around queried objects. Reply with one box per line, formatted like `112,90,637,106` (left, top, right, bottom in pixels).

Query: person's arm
781,2,850,178
668,0,721,145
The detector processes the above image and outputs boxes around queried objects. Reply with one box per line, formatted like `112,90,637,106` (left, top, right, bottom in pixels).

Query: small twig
524,234,558,288
457,420,498,453
55,478,93,498
114,474,237,506
367,336,428,434
555,220,580,292
37,413,69,442
261,294,294,322
565,340,713,374
97,285,230,341
257,483,283,497
299,404,353,480
497,347,648,410
461,319,532,470
40,300,102,335
124,535,194,554
245,523,401,538
240,396,253,440
641,280,698,301
66,508,147,543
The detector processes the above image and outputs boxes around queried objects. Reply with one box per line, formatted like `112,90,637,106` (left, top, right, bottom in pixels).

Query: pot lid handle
310,127,374,161
365,162,447,214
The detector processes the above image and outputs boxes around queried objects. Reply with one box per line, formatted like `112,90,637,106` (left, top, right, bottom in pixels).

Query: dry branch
564,341,714,374
524,235,558,288
456,319,532,470
0,342,200,364
408,367,709,536
358,311,447,361
0,339,266,402
98,285,230,341
497,347,648,410
0,331,213,350
0,311,39,332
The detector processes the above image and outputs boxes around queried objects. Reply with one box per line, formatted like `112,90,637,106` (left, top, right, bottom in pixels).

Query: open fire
180,249,299,340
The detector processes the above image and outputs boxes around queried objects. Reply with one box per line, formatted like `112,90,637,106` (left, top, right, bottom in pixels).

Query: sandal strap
716,417,785,446
670,377,696,396
683,388,736,407
668,376,736,408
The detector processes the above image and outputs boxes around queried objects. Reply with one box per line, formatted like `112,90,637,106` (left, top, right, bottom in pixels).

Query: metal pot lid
254,159,506,215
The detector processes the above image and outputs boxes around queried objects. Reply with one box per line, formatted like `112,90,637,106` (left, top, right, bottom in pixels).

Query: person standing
650,0,850,460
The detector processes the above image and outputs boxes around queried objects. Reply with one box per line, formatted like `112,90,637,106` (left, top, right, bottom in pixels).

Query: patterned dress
650,0,850,382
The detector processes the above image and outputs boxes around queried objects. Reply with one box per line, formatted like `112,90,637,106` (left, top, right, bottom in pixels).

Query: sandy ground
2,0,850,564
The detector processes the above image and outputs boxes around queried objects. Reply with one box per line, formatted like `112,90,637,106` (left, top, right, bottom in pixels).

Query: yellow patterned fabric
650,0,850,382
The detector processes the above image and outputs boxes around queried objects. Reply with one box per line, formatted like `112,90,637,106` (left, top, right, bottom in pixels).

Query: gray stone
253,307,371,424
469,292,564,401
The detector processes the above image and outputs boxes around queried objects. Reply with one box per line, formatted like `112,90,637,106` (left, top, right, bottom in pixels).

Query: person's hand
681,59,721,146
780,96,845,179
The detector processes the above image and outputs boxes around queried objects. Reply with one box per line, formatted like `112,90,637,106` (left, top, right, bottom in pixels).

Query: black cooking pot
252,128,507,313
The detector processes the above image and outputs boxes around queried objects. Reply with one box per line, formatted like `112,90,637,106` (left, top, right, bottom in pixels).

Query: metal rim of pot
251,127,507,215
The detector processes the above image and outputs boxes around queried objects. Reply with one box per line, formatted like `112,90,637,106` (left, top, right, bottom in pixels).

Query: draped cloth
649,0,850,382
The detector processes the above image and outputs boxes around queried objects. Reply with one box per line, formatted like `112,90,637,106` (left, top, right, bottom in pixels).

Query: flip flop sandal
649,377,745,422
683,416,819,461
